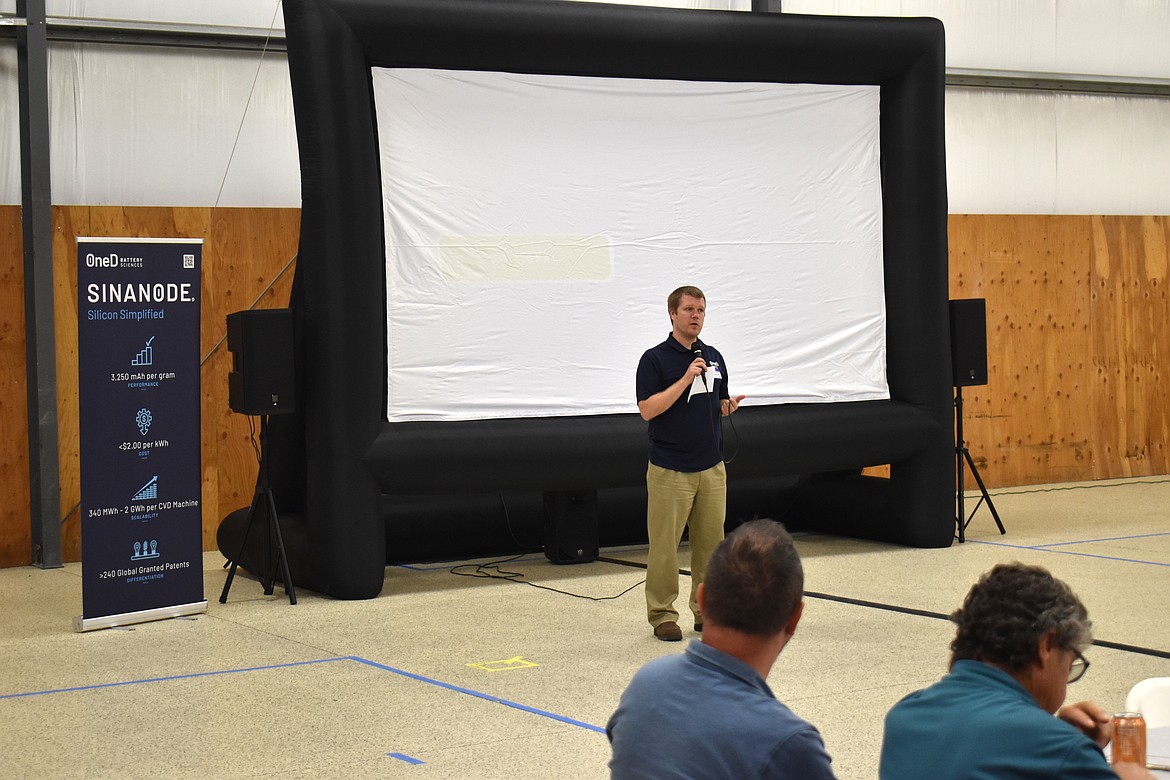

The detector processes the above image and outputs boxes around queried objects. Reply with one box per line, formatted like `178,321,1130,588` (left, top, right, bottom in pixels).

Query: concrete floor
2,476,1169,778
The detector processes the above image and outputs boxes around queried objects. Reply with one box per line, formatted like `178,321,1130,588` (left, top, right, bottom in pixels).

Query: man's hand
1112,762,1157,780
638,359,709,421
721,395,746,416
1056,701,1111,747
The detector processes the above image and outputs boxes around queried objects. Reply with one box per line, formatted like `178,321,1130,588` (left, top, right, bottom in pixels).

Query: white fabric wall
947,89,1170,214
1,1,1167,213
0,43,298,207
783,0,1170,78
0,46,18,203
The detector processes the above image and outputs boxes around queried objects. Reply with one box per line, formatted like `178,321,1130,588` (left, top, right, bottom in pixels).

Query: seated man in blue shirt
607,519,836,779
879,562,1154,780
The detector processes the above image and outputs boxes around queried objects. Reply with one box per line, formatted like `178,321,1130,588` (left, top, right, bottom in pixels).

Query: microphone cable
696,339,739,464
721,404,740,464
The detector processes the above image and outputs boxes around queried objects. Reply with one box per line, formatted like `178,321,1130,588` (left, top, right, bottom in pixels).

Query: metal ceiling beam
0,16,286,52
947,68,1170,99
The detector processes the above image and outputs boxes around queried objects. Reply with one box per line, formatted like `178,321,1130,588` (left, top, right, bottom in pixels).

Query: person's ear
696,582,706,614
785,600,804,636
1036,631,1059,668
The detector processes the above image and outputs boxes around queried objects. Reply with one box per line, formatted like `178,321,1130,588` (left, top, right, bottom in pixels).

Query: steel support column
17,0,63,568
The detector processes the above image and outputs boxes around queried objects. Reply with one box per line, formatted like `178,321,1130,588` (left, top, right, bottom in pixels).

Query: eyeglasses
1068,649,1090,684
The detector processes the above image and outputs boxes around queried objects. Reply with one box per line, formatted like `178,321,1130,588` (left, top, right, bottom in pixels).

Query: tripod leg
264,488,297,605
956,446,966,543
962,448,1006,535
260,493,278,596
955,388,966,543
261,503,276,596
219,489,263,604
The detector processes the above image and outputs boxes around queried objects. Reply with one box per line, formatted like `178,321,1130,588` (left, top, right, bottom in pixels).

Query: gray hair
949,562,1093,672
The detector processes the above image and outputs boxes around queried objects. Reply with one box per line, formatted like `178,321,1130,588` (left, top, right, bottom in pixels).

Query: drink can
1111,712,1146,766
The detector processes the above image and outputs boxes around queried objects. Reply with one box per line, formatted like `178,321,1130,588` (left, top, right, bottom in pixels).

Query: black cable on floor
597,556,649,568
987,477,1170,497
600,556,1170,660
803,590,950,621
1090,639,1170,660
805,590,1170,660
451,553,644,602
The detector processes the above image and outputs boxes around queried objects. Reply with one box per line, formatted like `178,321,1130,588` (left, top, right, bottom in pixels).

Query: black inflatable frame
221,0,954,599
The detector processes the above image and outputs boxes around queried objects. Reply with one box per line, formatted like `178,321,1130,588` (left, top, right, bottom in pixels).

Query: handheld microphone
693,341,708,390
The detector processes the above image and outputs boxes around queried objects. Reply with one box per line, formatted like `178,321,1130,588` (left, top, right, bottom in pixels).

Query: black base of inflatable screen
217,473,938,599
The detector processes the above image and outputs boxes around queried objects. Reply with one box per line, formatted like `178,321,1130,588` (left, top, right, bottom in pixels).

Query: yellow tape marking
467,656,539,673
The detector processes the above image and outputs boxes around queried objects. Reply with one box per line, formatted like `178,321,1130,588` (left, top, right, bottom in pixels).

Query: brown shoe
653,621,683,641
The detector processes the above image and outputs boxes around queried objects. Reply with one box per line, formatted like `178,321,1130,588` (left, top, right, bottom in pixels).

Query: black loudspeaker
543,490,599,564
227,309,296,415
949,298,988,387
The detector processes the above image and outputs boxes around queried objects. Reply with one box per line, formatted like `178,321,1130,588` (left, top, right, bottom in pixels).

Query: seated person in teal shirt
879,562,1154,780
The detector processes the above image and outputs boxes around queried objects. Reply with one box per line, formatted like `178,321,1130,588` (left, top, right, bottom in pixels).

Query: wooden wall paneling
1033,215,1091,485
1090,215,1170,479
0,207,32,567
948,215,1096,488
1137,215,1170,475
83,206,212,242
204,208,300,551
950,214,1025,485
51,206,92,563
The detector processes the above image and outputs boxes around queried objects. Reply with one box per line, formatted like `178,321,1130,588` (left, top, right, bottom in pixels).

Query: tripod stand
955,386,1006,543
219,415,297,604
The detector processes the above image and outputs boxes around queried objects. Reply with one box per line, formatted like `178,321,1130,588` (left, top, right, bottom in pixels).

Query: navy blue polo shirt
636,334,730,473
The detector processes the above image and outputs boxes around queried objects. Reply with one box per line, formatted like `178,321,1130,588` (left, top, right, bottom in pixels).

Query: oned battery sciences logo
85,251,144,269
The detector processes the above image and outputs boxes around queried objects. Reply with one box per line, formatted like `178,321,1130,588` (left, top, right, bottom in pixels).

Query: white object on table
1148,725,1170,778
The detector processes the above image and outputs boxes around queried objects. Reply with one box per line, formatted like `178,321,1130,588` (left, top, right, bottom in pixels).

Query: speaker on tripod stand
949,298,1006,543
220,308,298,604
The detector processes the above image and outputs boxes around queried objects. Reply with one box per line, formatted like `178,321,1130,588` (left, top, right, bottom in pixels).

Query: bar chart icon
132,476,158,501
132,336,155,367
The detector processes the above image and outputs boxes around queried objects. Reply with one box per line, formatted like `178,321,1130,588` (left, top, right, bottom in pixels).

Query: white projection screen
375,68,887,423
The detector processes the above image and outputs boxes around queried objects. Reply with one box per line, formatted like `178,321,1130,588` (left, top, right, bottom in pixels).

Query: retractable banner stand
74,238,207,632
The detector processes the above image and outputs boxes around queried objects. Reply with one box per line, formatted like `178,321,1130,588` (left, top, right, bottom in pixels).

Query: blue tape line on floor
969,540,1170,567
349,656,606,734
1034,531,1170,548
3,654,606,736
387,752,425,765
0,657,350,700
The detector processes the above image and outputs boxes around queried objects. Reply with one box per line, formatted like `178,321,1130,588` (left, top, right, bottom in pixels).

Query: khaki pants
645,461,727,628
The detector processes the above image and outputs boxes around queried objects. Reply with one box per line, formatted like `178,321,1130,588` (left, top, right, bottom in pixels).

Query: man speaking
636,286,745,641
